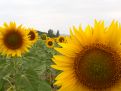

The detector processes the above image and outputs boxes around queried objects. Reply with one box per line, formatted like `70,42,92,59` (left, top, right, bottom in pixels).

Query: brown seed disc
74,43,121,90
59,37,64,43
28,31,35,40
48,41,53,46
4,31,23,49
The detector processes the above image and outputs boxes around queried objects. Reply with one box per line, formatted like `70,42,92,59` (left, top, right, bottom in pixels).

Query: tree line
37,29,60,38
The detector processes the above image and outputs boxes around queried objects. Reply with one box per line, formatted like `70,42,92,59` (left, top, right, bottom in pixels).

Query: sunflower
51,20,121,91
27,28,39,44
41,34,47,40
57,36,66,43
0,22,31,57
46,38,54,48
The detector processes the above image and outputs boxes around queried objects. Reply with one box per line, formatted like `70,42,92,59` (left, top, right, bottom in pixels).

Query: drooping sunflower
41,34,47,40
0,22,31,57
57,36,66,43
27,28,39,44
46,38,54,48
52,20,121,91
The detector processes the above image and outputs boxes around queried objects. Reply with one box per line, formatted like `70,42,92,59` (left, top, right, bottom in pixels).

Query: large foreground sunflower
52,20,121,91
0,22,31,57
28,28,39,44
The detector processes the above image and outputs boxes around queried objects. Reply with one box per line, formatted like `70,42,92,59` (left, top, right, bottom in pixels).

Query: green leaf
0,79,5,91
38,80,51,91
15,68,39,91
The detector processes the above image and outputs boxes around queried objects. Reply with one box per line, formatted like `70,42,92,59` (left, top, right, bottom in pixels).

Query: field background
0,39,59,91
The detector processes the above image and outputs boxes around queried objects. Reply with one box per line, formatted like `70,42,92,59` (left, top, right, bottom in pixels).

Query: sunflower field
1,20,121,91
0,22,66,91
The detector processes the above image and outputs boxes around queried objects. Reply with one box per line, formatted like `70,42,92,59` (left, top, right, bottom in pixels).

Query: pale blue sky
0,0,121,34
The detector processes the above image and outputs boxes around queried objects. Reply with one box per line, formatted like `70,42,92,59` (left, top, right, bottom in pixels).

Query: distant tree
56,30,60,37
37,30,47,36
47,29,55,37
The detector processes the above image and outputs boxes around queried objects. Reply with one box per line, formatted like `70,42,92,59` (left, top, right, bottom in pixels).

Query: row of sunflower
1,20,121,91
0,22,68,91
40,34,67,48
0,22,39,57
0,21,67,57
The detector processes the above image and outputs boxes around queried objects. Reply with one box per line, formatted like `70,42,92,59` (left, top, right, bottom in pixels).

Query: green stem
3,77,14,88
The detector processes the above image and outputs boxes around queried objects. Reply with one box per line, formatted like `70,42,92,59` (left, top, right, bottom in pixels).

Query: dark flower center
74,44,121,90
28,31,35,40
59,37,64,43
4,31,23,49
48,41,53,46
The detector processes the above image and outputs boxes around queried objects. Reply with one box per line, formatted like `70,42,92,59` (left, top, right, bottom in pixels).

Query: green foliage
37,29,60,38
56,30,60,37
0,39,58,91
37,31,47,36
47,29,55,38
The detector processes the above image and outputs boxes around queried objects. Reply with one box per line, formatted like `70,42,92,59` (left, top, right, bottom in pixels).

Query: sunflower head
27,28,39,44
57,36,66,43
52,20,121,91
0,22,31,57
46,38,54,48
41,34,47,40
